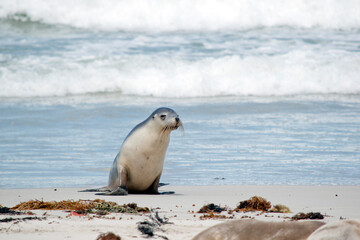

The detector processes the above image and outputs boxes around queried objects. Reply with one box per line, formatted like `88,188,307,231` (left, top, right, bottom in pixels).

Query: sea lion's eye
160,114,166,120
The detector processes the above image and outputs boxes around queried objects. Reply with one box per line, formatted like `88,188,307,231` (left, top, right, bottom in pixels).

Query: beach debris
95,210,109,216
69,211,85,217
292,212,324,220
11,199,149,214
138,220,156,237
198,203,233,220
269,204,292,213
96,232,121,240
137,210,171,239
198,203,226,213
11,199,103,211
0,216,46,223
235,196,271,212
199,212,231,220
94,202,149,213
0,206,23,215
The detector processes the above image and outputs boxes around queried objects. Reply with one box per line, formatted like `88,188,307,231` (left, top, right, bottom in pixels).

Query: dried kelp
199,212,231,220
198,203,226,213
292,212,324,220
197,203,233,220
11,199,104,211
11,199,149,214
269,204,292,213
235,196,272,212
94,202,149,213
96,232,121,240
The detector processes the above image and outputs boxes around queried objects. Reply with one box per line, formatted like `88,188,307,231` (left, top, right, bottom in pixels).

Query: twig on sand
137,209,172,239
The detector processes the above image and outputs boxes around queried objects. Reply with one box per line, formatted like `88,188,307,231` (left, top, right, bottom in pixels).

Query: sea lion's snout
168,115,182,131
174,116,183,129
153,107,183,131
175,117,184,134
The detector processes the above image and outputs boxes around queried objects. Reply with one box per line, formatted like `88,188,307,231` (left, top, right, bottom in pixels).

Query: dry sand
1,185,359,240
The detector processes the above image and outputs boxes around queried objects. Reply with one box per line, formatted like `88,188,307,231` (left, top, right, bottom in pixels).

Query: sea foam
0,0,359,31
1,51,359,98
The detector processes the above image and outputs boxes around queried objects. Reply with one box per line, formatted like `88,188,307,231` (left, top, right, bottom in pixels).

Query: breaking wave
1,0,359,31
1,51,359,98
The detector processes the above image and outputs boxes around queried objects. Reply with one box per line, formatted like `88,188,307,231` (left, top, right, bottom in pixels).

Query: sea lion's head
151,107,183,132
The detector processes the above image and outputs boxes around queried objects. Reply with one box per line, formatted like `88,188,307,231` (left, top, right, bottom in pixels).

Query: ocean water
0,0,359,188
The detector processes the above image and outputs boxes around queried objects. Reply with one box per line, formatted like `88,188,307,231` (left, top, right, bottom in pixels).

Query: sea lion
80,107,183,195
192,219,325,240
307,220,360,240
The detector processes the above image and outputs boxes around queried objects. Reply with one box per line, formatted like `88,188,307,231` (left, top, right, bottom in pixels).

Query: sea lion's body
109,117,171,192
307,220,360,240
192,220,325,240
81,107,182,195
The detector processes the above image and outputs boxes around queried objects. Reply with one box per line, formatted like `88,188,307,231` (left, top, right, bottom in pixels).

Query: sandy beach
1,185,359,239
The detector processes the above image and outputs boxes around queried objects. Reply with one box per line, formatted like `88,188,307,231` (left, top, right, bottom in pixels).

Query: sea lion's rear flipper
78,186,110,192
95,186,128,196
95,166,129,195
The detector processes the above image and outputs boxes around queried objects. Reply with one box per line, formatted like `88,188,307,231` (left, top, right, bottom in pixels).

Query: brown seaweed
96,232,121,240
199,212,231,220
292,212,324,220
268,204,292,213
198,203,226,213
235,196,272,212
11,199,149,214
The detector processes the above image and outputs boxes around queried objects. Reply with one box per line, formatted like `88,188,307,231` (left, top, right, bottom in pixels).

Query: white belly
118,127,170,191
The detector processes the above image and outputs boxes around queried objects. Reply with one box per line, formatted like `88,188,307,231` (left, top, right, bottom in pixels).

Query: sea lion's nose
175,117,180,123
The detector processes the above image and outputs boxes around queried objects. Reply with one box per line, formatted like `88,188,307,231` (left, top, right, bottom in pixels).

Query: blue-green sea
0,0,359,188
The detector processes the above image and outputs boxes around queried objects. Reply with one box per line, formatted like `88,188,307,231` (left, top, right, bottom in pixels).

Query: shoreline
1,185,359,239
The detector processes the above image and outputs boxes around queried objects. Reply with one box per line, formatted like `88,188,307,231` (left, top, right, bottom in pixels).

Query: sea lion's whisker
178,122,185,136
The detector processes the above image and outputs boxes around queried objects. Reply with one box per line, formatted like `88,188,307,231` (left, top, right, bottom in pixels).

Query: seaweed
235,196,271,212
292,212,324,220
197,203,233,220
0,216,46,223
93,202,149,213
199,212,231,220
268,204,292,213
10,199,149,214
11,199,104,211
198,203,226,213
96,232,121,240
0,206,23,215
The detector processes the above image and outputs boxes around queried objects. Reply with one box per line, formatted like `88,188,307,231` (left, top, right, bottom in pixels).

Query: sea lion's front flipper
146,175,175,195
95,186,128,196
78,186,110,192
